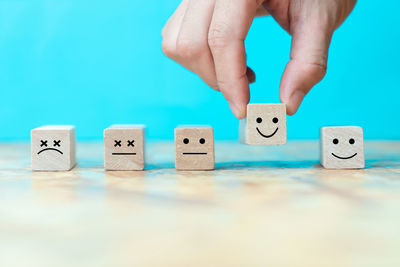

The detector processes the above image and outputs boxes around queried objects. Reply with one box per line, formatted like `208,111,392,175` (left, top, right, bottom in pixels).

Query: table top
1,141,399,267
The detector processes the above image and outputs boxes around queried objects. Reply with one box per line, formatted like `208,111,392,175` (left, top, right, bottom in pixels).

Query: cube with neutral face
31,125,76,171
320,126,365,169
104,125,145,171
175,126,214,170
239,104,287,145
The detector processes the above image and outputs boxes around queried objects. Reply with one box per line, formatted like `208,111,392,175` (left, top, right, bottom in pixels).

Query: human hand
161,0,357,118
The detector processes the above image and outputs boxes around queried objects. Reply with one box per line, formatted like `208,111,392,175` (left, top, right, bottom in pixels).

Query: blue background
0,0,399,141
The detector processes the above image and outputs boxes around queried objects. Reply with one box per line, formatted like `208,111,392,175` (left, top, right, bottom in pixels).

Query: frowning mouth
256,127,279,138
331,153,357,160
182,152,207,155
37,148,63,155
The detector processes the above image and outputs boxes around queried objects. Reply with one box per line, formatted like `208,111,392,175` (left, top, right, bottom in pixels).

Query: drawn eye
53,140,61,147
127,140,135,147
333,138,339,145
183,138,189,144
114,140,122,147
349,138,355,145
199,138,205,144
40,140,48,147
256,117,262,123
272,117,278,123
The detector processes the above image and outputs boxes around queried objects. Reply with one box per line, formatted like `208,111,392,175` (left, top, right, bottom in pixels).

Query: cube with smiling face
175,126,214,170
320,126,365,169
239,104,287,145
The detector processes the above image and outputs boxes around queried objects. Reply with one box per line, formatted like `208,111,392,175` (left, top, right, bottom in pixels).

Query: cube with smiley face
104,125,145,171
320,126,365,169
31,125,76,171
239,104,287,145
175,126,215,170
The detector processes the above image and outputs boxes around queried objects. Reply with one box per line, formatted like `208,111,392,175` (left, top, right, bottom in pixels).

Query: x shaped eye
127,140,135,147
53,140,61,147
40,140,48,147
114,140,122,147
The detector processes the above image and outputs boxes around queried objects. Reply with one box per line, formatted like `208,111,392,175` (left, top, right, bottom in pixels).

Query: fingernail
229,101,245,119
287,90,306,115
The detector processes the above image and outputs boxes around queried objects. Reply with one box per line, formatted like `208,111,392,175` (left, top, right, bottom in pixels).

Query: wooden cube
104,125,145,171
239,104,287,145
175,126,214,170
320,126,365,169
31,125,76,171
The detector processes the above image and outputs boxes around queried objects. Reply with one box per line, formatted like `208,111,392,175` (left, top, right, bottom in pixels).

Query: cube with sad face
320,126,365,169
104,125,145,171
175,126,215,170
31,125,76,171
239,104,287,145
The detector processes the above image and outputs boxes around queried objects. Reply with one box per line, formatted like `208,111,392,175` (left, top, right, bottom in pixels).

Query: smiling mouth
37,148,63,155
112,153,136,155
331,153,357,160
256,127,279,138
183,152,207,155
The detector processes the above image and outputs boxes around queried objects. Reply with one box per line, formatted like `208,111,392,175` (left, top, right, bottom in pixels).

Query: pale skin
162,0,357,118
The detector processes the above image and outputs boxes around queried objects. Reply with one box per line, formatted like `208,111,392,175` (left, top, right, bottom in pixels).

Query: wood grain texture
1,141,400,266
104,125,145,171
240,104,287,145
31,125,76,171
175,126,214,170
321,126,365,169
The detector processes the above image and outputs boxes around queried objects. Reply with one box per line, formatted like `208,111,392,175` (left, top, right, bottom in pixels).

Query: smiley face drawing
255,116,280,138
320,126,365,169
240,104,287,145
104,125,145,171
175,126,215,170
31,125,76,171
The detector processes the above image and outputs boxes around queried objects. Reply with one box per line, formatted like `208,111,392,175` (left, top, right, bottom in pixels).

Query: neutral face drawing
175,127,215,170
320,126,365,169
181,137,208,155
37,139,63,154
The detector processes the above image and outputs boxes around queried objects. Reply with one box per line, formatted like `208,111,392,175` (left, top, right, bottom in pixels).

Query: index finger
208,0,259,119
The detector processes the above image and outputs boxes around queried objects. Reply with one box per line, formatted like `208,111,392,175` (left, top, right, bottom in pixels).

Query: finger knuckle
208,24,230,49
176,38,203,59
305,61,327,81
216,79,233,95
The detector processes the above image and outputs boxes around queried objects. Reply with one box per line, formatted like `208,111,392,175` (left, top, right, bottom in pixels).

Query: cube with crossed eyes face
104,125,145,171
31,125,76,171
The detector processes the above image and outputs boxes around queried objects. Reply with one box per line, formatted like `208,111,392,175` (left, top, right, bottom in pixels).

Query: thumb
280,22,333,115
